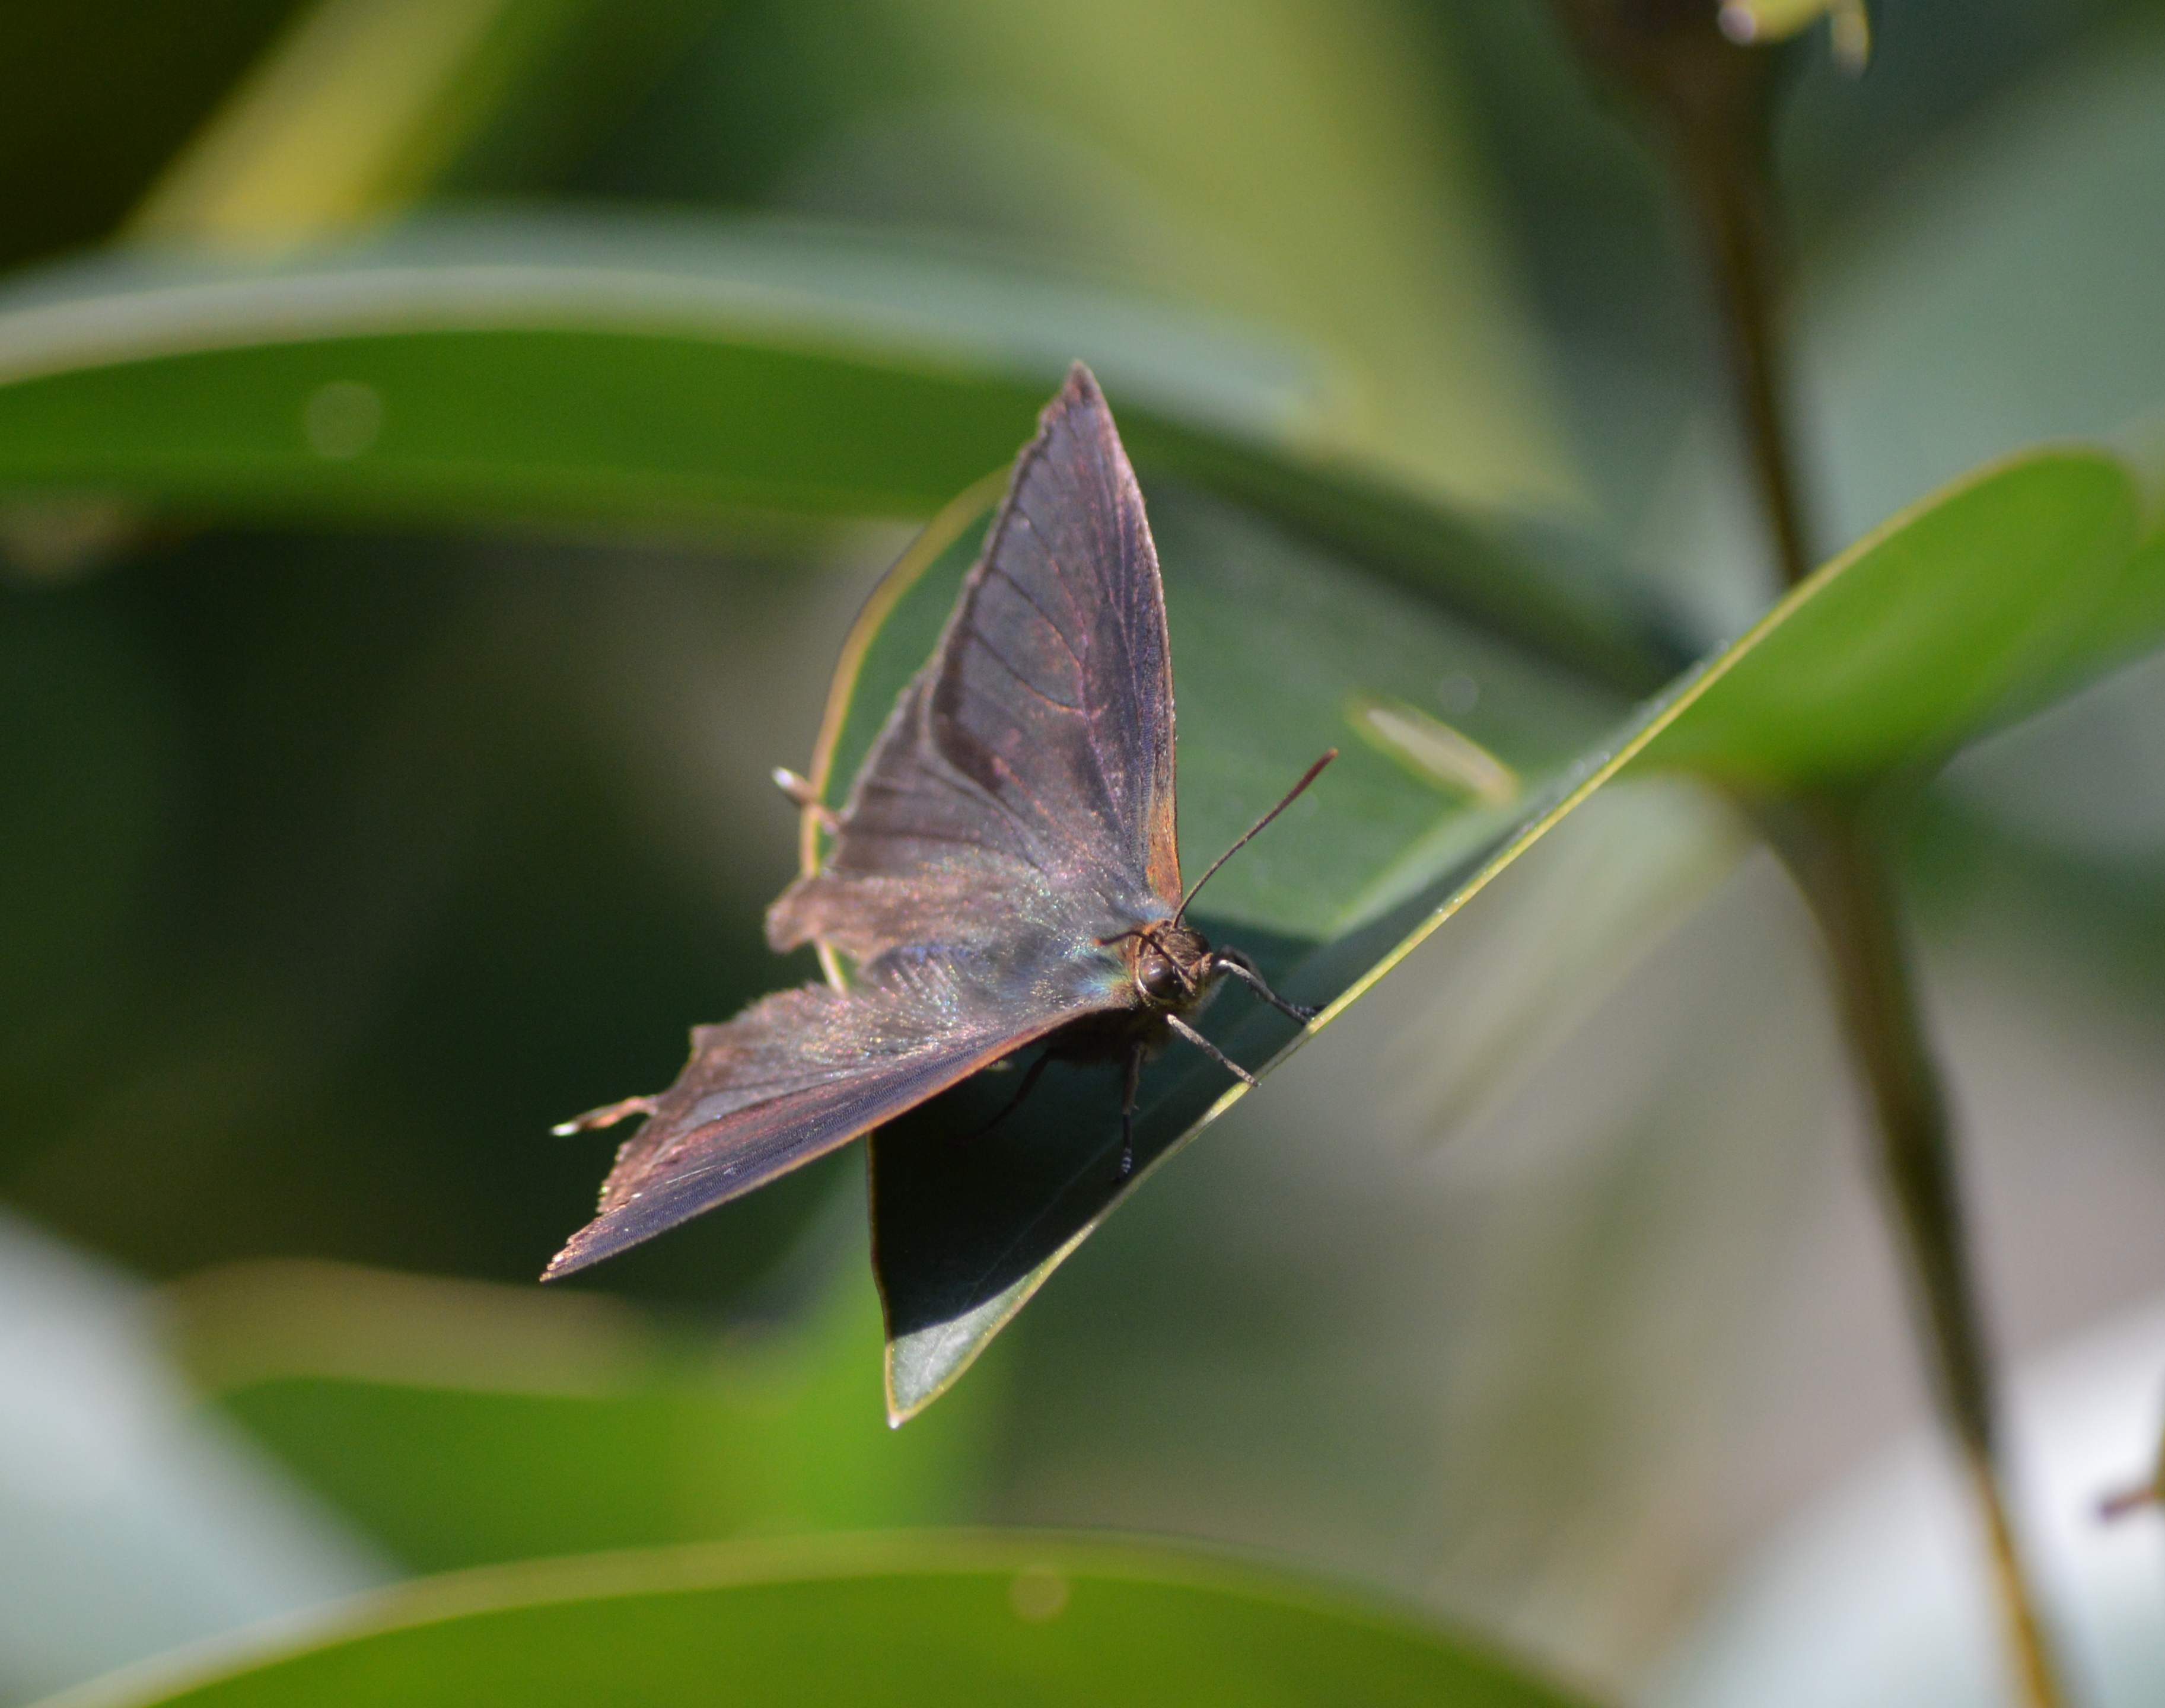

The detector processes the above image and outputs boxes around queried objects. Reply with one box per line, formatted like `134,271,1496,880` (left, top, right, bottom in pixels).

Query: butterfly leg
1115,1040,1145,1181
962,1049,1055,1140
1165,1013,1257,1087
1212,948,1317,1024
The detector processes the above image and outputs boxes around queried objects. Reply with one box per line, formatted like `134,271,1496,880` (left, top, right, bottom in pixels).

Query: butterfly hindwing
545,936,1122,1277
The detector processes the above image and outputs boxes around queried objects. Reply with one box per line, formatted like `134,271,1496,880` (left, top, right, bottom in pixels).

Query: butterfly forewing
769,364,1182,965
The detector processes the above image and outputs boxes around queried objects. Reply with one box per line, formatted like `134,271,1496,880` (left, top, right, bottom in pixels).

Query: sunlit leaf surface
1639,451,2154,784
51,1535,1590,1708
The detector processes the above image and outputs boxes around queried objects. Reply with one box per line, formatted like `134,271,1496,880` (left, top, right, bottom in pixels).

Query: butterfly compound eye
1137,951,1185,1003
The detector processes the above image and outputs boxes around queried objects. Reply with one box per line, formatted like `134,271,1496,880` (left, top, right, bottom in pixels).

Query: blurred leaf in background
125,0,599,244
52,1535,1594,1708
559,0,1576,506
165,1250,1005,1572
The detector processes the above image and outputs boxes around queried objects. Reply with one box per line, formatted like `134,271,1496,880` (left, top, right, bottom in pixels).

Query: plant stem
1671,72,2072,1708
1775,800,2066,1708
1671,135,1814,587
1540,12,2068,1695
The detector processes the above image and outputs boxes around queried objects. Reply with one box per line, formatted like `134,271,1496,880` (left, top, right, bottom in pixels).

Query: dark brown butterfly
544,363,1330,1281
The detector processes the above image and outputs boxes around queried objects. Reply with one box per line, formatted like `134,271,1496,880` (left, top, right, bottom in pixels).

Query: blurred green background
5,2,2165,1704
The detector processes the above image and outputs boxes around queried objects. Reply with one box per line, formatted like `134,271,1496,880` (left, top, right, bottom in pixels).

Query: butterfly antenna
1173,749,1336,925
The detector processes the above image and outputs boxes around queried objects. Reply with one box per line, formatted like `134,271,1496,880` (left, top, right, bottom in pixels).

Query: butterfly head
1124,919,1216,1010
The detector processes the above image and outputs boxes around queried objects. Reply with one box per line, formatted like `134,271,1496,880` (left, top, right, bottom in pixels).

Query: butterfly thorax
1120,918,1216,1012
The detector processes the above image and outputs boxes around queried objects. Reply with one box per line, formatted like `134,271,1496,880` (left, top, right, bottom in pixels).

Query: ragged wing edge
541,1003,1093,1281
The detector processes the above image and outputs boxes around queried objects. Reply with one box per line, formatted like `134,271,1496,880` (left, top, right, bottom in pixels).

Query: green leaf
166,1259,1001,1572
0,216,1666,689
47,1534,1592,1708
838,447,2165,1417
0,215,1307,525
1634,449,2151,784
